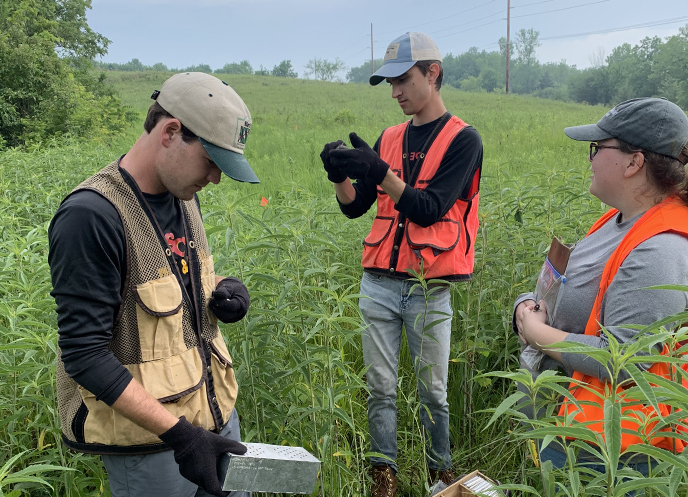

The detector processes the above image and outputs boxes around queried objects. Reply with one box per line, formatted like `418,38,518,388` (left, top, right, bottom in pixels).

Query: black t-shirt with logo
49,188,197,406
338,115,483,227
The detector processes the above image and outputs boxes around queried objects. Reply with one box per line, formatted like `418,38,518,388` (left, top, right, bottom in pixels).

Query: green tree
181,63,212,73
255,64,271,76
346,58,383,83
458,75,485,93
216,60,253,75
514,28,540,66
651,28,688,108
511,61,542,94
0,0,132,147
271,59,297,78
479,67,499,92
442,48,503,89
568,66,612,105
305,57,346,81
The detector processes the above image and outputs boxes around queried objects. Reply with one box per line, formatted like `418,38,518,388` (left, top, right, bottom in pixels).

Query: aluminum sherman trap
222,443,321,494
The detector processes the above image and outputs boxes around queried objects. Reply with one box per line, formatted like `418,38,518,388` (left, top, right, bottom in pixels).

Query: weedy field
0,72,612,496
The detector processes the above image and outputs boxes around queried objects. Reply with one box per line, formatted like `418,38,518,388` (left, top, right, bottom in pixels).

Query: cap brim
369,61,417,86
564,124,614,142
200,138,259,184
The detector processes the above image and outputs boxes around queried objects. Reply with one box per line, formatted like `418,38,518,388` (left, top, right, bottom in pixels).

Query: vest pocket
363,216,396,247
78,346,206,446
134,274,185,362
406,218,461,253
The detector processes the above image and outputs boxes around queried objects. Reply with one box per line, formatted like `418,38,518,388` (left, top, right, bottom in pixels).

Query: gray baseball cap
564,97,688,164
369,32,442,86
153,72,259,183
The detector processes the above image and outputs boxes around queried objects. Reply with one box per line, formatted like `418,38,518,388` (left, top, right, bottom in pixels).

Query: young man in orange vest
320,32,483,496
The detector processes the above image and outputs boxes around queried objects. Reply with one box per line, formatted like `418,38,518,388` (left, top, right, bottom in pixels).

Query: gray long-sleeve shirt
514,210,688,382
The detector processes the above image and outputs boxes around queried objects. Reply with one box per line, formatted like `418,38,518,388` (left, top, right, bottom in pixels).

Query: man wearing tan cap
49,72,257,497
320,32,483,496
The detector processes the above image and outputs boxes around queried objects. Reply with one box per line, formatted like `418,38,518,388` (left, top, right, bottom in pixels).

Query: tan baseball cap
153,72,259,183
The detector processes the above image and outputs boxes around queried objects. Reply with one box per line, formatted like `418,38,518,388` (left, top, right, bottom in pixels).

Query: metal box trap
222,443,321,494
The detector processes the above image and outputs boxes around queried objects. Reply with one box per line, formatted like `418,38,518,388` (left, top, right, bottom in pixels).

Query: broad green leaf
484,391,526,429
613,477,669,496
604,399,621,482
628,444,688,472
669,464,683,496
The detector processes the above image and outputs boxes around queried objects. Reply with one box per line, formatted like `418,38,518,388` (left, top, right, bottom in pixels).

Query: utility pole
506,0,511,93
371,23,374,75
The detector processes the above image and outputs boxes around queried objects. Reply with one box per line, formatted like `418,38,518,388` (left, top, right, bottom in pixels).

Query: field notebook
522,237,574,370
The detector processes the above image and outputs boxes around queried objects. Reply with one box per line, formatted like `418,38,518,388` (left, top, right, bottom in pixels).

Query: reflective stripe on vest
558,196,688,453
361,115,480,280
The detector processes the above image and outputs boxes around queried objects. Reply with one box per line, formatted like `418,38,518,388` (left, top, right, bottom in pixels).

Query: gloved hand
160,416,247,497
320,140,348,183
329,132,390,185
208,277,250,323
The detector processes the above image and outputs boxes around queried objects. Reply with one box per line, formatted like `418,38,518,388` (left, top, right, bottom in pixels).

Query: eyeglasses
589,143,621,160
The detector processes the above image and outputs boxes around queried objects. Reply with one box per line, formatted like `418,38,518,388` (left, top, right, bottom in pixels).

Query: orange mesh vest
361,116,480,280
558,196,688,453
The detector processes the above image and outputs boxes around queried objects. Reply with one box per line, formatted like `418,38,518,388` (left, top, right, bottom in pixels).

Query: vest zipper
119,169,223,431
180,203,224,432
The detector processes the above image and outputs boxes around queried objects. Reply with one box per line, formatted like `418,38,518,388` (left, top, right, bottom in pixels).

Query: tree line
93,24,688,109
2,0,686,149
93,57,349,82
347,25,688,109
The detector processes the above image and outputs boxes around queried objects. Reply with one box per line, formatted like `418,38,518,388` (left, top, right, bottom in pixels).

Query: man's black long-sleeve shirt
338,115,483,228
49,187,194,406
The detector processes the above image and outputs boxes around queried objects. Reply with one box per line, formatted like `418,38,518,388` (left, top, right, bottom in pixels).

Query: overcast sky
88,0,688,77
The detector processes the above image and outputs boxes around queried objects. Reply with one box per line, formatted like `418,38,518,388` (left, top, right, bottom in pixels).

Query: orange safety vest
558,196,688,453
361,115,480,280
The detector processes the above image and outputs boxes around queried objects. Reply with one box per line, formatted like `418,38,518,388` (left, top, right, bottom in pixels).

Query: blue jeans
360,272,452,473
540,446,654,496
103,409,250,497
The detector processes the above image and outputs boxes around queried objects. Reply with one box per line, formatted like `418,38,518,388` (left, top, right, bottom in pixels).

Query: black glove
320,140,348,183
329,132,390,185
208,277,250,323
160,416,247,497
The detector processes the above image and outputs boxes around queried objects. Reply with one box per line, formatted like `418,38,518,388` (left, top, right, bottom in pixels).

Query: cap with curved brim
201,138,259,184
369,60,417,86
564,123,614,142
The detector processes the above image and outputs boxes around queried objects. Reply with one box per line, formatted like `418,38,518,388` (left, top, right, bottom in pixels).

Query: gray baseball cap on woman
153,72,259,183
564,97,688,164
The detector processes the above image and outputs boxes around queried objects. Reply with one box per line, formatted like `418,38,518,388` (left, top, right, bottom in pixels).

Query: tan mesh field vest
56,161,238,455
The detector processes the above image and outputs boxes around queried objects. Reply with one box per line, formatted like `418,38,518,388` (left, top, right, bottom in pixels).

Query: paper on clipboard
523,237,573,370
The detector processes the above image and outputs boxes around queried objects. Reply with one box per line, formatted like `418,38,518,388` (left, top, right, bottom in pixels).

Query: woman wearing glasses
513,97,688,473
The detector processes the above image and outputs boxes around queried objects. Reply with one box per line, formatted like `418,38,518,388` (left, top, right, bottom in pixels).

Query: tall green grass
0,72,616,496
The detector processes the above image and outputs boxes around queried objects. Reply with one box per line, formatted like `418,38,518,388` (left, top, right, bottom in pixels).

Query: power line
434,18,506,40
511,0,609,19
540,16,688,40
432,0,615,41
376,0,500,36
477,14,688,51
344,46,370,62
429,10,504,36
